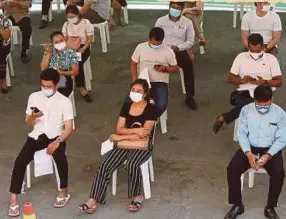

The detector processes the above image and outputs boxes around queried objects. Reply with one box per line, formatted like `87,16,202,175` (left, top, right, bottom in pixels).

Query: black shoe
21,53,30,64
1,88,8,94
264,208,280,219
185,97,197,110
213,116,224,134
39,20,48,29
224,205,244,219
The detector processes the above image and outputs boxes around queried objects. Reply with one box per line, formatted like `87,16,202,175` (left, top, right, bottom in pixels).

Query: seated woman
40,31,79,97
109,0,127,29
62,5,93,102
78,79,158,213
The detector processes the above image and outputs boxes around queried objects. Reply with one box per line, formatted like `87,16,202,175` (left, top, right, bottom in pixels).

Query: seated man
241,1,282,57
8,69,74,217
213,33,282,134
41,31,79,98
130,27,178,117
225,85,286,219
1,0,32,63
110,0,127,27
80,0,110,24
155,1,197,110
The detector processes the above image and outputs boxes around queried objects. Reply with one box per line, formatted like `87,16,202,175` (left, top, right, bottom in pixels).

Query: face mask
255,104,271,114
41,87,54,97
129,91,143,103
261,5,271,12
249,52,264,60
149,43,161,50
54,42,66,51
68,17,78,24
169,8,181,18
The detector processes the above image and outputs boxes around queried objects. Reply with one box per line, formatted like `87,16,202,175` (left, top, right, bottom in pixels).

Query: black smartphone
30,107,40,113
249,77,257,81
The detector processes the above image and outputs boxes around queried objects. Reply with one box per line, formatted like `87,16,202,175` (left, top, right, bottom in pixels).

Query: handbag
117,139,149,150
65,22,81,51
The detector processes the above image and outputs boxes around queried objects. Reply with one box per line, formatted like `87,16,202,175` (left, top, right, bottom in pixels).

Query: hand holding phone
30,107,43,118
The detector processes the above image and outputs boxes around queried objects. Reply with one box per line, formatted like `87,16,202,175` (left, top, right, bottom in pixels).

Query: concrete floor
1,10,286,219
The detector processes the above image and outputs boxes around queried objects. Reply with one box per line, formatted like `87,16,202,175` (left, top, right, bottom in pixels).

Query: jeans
150,82,168,118
76,45,90,88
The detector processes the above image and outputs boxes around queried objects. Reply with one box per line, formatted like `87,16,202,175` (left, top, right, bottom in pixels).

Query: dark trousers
9,16,32,51
0,44,10,80
150,82,168,118
42,0,68,15
223,90,253,124
175,50,195,98
227,147,285,207
9,134,68,194
75,45,90,88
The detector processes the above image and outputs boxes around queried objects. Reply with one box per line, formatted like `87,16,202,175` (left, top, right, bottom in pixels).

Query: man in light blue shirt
225,85,286,219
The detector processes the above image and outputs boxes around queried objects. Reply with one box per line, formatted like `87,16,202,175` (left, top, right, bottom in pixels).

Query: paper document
34,149,54,177
101,139,114,155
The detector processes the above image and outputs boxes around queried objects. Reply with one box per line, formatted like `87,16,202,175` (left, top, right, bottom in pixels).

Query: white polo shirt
25,91,74,140
241,11,282,44
230,52,281,97
132,42,177,83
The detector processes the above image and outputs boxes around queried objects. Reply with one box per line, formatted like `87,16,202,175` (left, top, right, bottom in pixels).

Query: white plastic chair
93,21,110,53
69,91,77,117
110,6,129,24
83,57,92,91
240,168,267,192
26,159,61,191
5,53,14,87
179,68,186,95
233,119,239,142
11,26,33,47
48,0,63,21
233,3,253,28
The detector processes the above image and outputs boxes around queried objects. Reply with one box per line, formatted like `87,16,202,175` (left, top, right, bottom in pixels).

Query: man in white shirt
80,0,110,24
155,1,197,110
241,1,282,57
213,33,282,134
131,27,178,117
7,69,74,217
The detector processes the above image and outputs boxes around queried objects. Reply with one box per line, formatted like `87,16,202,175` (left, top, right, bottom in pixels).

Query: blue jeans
150,82,168,118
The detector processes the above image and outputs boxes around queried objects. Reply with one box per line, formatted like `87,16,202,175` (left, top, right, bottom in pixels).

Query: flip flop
8,204,20,217
128,201,142,213
53,194,71,208
78,203,96,214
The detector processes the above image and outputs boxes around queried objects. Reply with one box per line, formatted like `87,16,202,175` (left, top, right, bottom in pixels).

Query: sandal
128,201,142,212
78,203,96,214
83,94,93,103
8,204,20,217
53,194,71,208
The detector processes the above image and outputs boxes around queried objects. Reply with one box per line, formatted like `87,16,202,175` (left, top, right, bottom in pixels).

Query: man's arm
266,75,282,87
228,73,247,85
266,31,281,51
130,60,138,81
57,120,73,142
238,107,251,153
177,20,195,51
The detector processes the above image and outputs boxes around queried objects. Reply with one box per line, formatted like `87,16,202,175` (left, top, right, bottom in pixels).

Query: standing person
41,31,79,98
155,1,197,110
225,85,286,219
131,27,178,117
0,13,11,94
213,33,282,134
62,5,93,102
80,0,110,24
7,69,74,217
241,1,282,57
78,79,157,214
1,0,32,63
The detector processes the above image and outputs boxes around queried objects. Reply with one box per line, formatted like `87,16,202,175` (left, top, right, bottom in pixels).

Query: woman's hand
43,43,52,53
110,134,122,142
134,128,150,139
78,47,86,54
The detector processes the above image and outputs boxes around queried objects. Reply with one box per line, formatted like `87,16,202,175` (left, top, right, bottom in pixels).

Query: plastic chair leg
57,0,61,14
112,169,117,196
240,173,244,193
7,54,14,76
179,69,186,94
105,23,111,44
160,111,167,134
233,4,238,28
141,162,151,199
240,4,244,20
99,25,107,53
148,157,154,182
26,163,31,189
53,160,61,191
6,65,11,87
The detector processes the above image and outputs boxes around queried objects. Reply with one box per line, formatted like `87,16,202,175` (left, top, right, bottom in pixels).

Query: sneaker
39,20,48,29
185,97,198,110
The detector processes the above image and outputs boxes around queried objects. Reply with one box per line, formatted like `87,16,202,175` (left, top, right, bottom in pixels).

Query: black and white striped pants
89,147,152,203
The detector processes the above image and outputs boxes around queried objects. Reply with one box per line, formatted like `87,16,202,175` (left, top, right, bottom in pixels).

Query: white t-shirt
26,91,74,140
62,18,94,44
131,42,177,83
241,11,282,44
230,52,281,97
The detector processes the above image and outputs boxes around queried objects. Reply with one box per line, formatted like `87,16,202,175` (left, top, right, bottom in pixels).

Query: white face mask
261,5,271,12
129,91,143,103
41,87,54,97
68,17,78,24
54,42,66,51
249,52,264,60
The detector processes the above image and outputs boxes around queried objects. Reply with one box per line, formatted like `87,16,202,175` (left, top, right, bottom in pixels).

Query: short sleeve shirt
0,14,11,47
119,102,158,128
88,0,111,20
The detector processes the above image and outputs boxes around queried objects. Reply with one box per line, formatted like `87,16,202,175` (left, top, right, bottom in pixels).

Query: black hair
248,33,264,46
40,68,60,85
66,4,80,15
49,31,64,42
254,85,273,102
169,1,185,9
254,2,258,7
130,79,150,102
149,27,165,42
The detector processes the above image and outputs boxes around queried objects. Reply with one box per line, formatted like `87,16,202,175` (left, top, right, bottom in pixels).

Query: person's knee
14,154,30,168
20,18,32,34
270,168,285,179
125,160,140,172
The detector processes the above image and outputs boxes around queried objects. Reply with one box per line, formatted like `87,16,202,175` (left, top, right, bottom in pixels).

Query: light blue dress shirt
238,103,286,156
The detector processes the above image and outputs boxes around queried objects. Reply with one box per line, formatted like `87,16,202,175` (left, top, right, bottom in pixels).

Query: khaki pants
184,13,203,36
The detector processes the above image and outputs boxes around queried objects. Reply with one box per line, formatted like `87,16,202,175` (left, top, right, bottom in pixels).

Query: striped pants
89,147,152,203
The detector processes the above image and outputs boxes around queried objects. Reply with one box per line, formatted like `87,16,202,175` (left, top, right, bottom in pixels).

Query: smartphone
249,77,257,81
154,64,162,68
30,107,40,113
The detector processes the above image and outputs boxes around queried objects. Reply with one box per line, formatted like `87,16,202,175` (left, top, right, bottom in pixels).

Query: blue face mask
149,43,161,50
169,8,182,18
255,104,271,114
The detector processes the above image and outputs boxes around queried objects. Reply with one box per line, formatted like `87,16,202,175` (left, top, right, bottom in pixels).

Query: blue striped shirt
238,103,286,156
